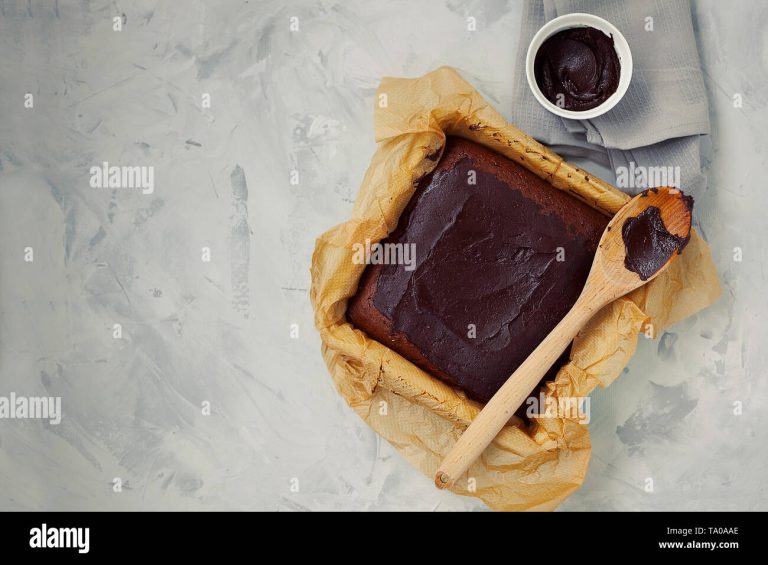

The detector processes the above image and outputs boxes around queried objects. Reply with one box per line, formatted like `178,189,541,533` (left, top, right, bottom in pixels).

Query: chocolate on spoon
622,188,693,280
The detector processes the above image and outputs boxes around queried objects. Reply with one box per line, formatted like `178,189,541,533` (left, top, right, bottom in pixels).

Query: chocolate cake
347,138,609,403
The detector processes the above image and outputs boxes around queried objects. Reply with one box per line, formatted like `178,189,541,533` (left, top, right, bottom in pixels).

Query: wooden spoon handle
435,299,595,489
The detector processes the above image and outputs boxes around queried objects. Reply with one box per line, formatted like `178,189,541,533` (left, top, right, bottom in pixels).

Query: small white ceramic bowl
525,13,633,120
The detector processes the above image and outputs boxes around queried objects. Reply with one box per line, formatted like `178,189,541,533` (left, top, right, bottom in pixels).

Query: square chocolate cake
347,137,608,403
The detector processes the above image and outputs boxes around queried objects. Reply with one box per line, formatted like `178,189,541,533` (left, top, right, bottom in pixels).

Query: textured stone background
0,0,765,510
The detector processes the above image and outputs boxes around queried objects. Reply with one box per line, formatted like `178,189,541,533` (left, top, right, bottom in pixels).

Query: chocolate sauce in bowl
534,26,621,111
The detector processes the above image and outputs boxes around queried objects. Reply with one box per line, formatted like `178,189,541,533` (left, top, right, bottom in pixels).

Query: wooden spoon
435,187,693,489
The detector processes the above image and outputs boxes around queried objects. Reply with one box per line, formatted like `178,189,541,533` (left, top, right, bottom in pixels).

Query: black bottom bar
0,510,757,558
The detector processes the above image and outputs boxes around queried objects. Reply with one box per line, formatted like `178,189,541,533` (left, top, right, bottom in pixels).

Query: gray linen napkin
509,0,710,196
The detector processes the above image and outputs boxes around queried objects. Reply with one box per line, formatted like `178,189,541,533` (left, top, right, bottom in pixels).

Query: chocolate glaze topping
622,202,691,281
370,149,606,402
534,26,621,111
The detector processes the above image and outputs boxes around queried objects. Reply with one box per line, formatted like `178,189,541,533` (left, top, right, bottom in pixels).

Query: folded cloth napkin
509,0,710,196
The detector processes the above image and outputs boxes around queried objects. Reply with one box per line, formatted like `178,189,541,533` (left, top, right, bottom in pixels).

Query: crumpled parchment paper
310,66,721,511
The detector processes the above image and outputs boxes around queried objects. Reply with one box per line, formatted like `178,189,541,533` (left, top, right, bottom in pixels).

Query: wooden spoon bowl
591,187,693,302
